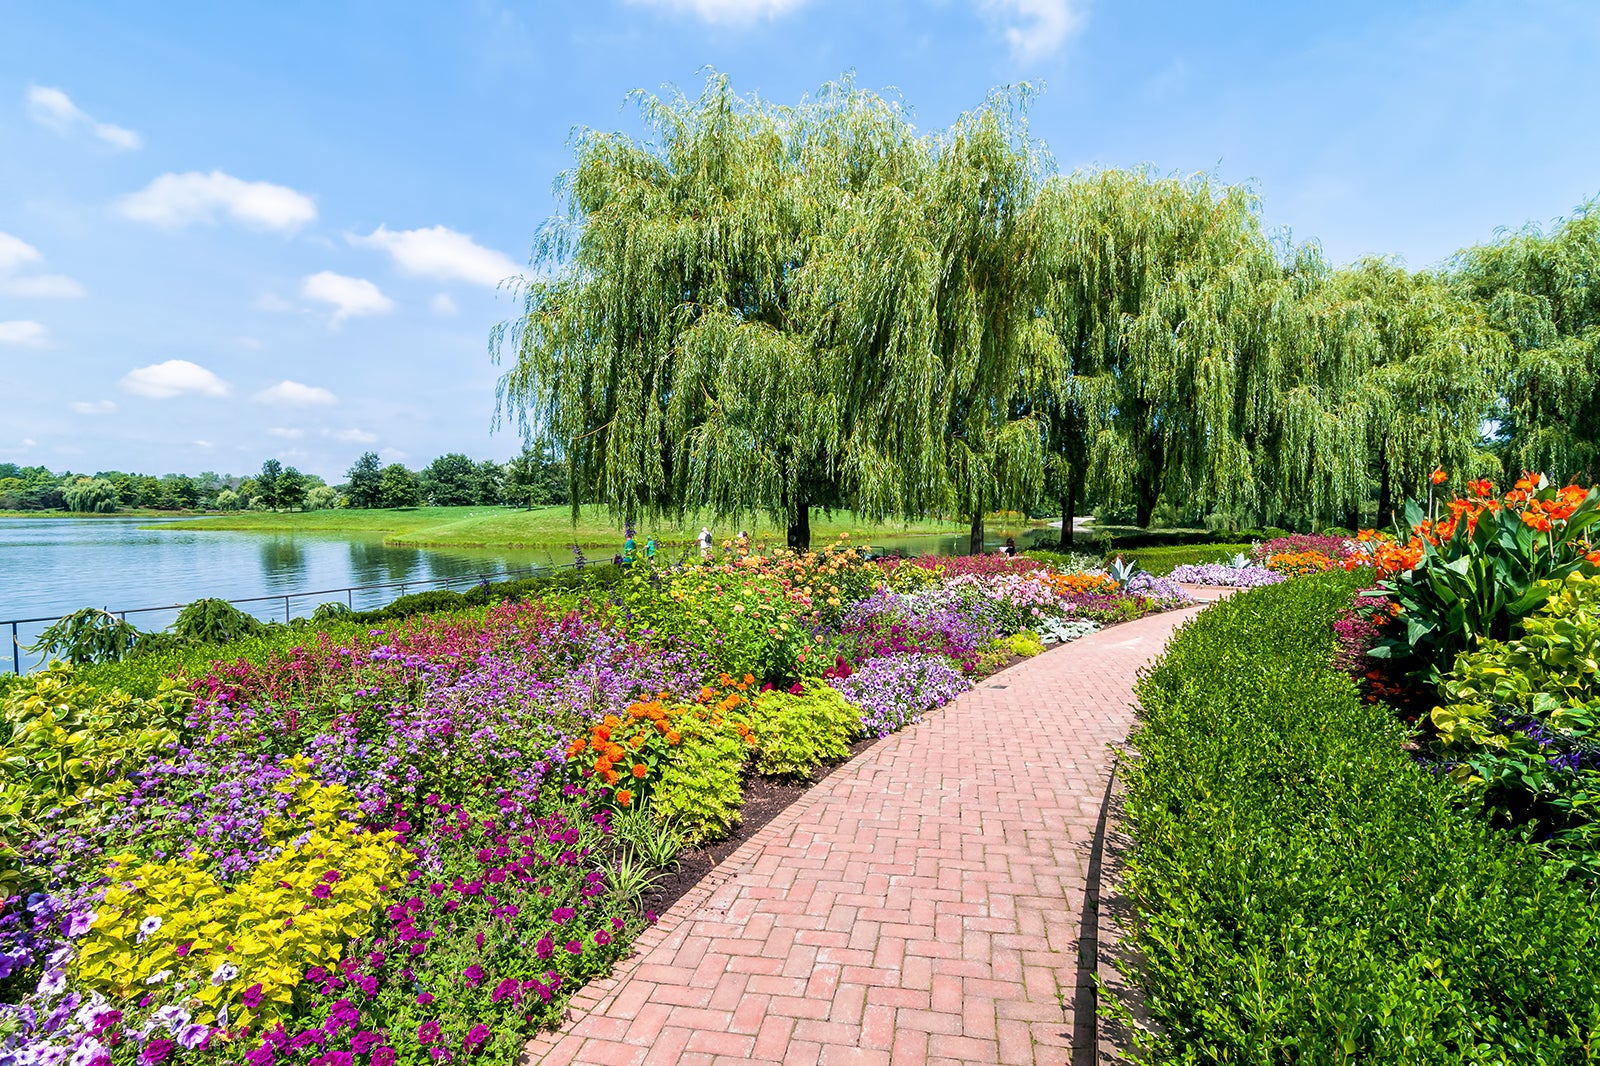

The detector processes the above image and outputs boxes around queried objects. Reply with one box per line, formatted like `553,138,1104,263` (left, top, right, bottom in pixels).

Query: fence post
284,596,291,624
347,589,353,610
10,621,17,676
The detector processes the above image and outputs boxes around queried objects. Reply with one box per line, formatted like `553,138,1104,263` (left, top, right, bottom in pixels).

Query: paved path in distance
523,601,1210,1066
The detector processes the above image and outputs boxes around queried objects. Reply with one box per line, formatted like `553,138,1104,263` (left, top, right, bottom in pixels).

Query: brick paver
522,602,1211,1066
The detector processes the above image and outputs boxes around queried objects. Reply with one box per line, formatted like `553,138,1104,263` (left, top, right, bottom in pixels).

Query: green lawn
149,505,977,550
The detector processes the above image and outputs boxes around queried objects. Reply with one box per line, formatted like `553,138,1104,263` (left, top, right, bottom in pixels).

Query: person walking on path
697,526,713,559
735,529,750,554
645,536,658,561
622,532,636,565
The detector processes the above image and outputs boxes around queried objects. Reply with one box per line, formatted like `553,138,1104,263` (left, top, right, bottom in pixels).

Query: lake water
0,517,1061,673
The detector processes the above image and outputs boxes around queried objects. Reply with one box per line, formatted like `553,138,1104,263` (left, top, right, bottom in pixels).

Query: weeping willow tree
1033,170,1287,529
495,75,1048,549
798,94,1050,551
1450,202,1600,482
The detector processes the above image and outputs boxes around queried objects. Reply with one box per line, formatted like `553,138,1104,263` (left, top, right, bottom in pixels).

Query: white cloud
0,321,50,347
26,85,142,150
1,274,87,299
0,232,85,298
0,233,42,272
980,0,1086,61
626,0,808,22
120,359,232,399
301,271,394,324
329,427,379,444
379,447,408,462
69,400,117,415
351,225,520,288
118,171,316,231
193,440,215,450
237,336,264,350
267,426,305,439
254,380,337,407
254,292,294,312
430,292,459,316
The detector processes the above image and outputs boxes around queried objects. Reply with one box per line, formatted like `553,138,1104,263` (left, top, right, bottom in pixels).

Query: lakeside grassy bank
147,505,988,550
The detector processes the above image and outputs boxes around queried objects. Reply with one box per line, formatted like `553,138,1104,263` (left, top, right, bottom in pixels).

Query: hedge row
1120,572,1600,1062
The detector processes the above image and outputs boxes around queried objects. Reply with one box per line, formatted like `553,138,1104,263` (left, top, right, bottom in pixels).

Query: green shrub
1120,571,1600,1061
1021,549,1102,571
26,608,143,665
650,716,747,844
172,597,266,644
353,588,466,622
745,687,860,778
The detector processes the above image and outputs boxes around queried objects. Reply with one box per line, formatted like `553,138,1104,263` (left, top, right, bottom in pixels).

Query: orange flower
665,730,681,745
1466,478,1495,498
603,769,620,785
630,734,646,749
632,763,648,779
594,725,611,742
569,738,588,755
614,789,633,806
698,686,714,703
1522,510,1553,532
1431,468,1447,485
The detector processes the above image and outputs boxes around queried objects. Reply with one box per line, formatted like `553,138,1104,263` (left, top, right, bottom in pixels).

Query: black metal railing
4,562,579,676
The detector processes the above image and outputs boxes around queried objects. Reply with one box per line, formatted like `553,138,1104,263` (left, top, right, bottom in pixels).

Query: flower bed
0,543,1184,1066
1166,562,1284,587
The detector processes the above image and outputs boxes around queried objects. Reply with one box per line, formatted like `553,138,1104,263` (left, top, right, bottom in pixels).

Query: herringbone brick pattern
521,602,1208,1066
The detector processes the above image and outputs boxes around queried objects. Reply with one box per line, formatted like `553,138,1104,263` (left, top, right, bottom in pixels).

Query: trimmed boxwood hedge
1119,572,1600,1062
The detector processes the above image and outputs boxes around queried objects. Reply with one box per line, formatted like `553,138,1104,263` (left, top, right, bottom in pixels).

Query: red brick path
522,603,1208,1066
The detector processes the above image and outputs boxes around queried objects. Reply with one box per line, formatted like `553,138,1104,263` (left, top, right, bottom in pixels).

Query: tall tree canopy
495,75,1047,549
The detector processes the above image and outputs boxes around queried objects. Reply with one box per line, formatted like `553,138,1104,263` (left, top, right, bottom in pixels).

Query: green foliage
1372,486,1600,680
744,687,860,778
172,597,267,644
353,588,467,623
345,451,383,508
28,607,143,664
0,665,193,892
310,600,354,622
1020,548,1102,571
1121,572,1600,1061
1434,573,1600,873
650,715,747,845
62,476,120,513
379,463,421,508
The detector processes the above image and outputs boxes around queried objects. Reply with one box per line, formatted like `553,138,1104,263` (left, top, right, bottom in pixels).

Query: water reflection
258,537,309,588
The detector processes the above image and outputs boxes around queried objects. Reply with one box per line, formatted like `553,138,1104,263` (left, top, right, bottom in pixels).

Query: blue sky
2,0,1597,482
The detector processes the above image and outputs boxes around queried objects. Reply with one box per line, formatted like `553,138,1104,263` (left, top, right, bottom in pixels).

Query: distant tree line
0,445,569,514
494,74,1600,550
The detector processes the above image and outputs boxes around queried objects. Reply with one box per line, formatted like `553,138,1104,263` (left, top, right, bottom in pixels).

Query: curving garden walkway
522,597,1218,1066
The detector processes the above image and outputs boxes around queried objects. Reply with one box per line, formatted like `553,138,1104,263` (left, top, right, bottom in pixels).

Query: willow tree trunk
1058,483,1077,549
1378,448,1394,529
787,503,811,552
968,513,985,555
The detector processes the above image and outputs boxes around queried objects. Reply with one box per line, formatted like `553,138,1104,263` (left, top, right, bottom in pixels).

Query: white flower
151,1005,190,1033
72,993,110,1030
136,915,162,941
144,969,173,985
208,962,239,987
68,1039,106,1066
35,971,65,997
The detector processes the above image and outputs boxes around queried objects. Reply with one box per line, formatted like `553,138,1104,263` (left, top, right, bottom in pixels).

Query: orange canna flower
1522,510,1553,532
1431,468,1447,485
